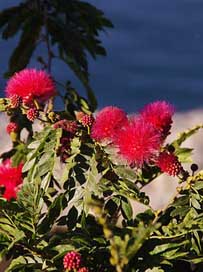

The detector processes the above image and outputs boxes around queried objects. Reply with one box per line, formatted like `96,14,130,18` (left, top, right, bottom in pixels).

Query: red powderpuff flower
78,267,89,272
76,112,95,127
6,122,19,134
140,101,175,138
26,108,39,122
5,69,56,104
0,159,23,201
156,151,182,176
63,251,82,270
91,106,128,142
80,114,95,127
116,118,161,167
9,94,22,108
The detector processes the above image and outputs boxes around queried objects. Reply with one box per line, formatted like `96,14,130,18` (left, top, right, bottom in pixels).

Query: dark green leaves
0,0,113,110
6,13,43,76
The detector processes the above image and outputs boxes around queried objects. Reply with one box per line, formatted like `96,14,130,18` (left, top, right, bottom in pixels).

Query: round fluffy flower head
63,251,81,270
140,101,175,138
116,118,161,167
0,159,23,201
5,69,56,104
9,94,22,108
26,108,39,122
157,151,182,176
76,111,95,127
6,122,19,134
78,267,89,272
91,106,128,142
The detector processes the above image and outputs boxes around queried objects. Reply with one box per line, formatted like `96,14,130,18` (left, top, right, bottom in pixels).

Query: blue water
1,0,203,112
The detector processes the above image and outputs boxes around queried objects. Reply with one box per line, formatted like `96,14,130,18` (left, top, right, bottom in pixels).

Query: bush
0,69,203,271
0,1,203,271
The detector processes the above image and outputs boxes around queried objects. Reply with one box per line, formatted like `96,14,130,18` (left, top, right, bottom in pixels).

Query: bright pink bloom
156,151,182,176
91,106,128,142
9,94,21,108
0,159,23,201
116,118,161,166
76,112,95,127
81,114,95,127
78,267,89,272
140,101,174,138
26,108,39,122
63,251,81,270
5,69,56,104
6,122,19,134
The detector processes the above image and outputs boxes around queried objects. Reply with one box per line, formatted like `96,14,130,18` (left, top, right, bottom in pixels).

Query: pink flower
26,108,39,122
63,251,81,270
5,69,56,104
9,94,21,108
6,122,19,134
140,101,174,138
0,159,23,201
156,151,182,176
116,118,161,166
76,112,95,127
91,106,128,142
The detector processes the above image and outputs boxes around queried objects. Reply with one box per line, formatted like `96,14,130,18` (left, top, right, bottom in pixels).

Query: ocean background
0,0,203,112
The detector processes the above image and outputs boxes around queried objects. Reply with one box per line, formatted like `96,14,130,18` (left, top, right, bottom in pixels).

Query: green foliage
0,1,203,272
1,112,202,271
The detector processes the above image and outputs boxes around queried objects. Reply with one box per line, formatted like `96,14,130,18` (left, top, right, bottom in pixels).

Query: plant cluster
0,68,202,272
0,1,203,271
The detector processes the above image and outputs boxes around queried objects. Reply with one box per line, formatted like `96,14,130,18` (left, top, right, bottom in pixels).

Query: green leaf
17,182,43,234
175,147,193,163
5,255,42,271
150,241,188,256
6,13,42,76
1,4,30,40
120,197,133,220
0,6,25,29
146,268,165,272
0,98,9,111
66,206,78,230
38,194,67,234
172,124,203,148
114,165,137,182
63,52,97,111
191,198,201,210
127,222,155,260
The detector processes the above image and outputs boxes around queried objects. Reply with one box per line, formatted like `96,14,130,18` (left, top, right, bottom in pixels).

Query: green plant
0,78,203,271
0,1,203,272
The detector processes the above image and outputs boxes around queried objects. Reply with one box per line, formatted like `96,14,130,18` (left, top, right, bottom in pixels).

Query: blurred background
0,0,203,113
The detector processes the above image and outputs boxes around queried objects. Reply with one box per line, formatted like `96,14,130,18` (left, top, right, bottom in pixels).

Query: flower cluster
115,118,161,166
6,122,19,134
140,100,174,139
91,106,128,141
53,120,78,162
90,102,181,175
5,69,56,123
76,112,95,127
63,251,89,272
6,69,56,105
157,151,183,176
0,159,23,201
